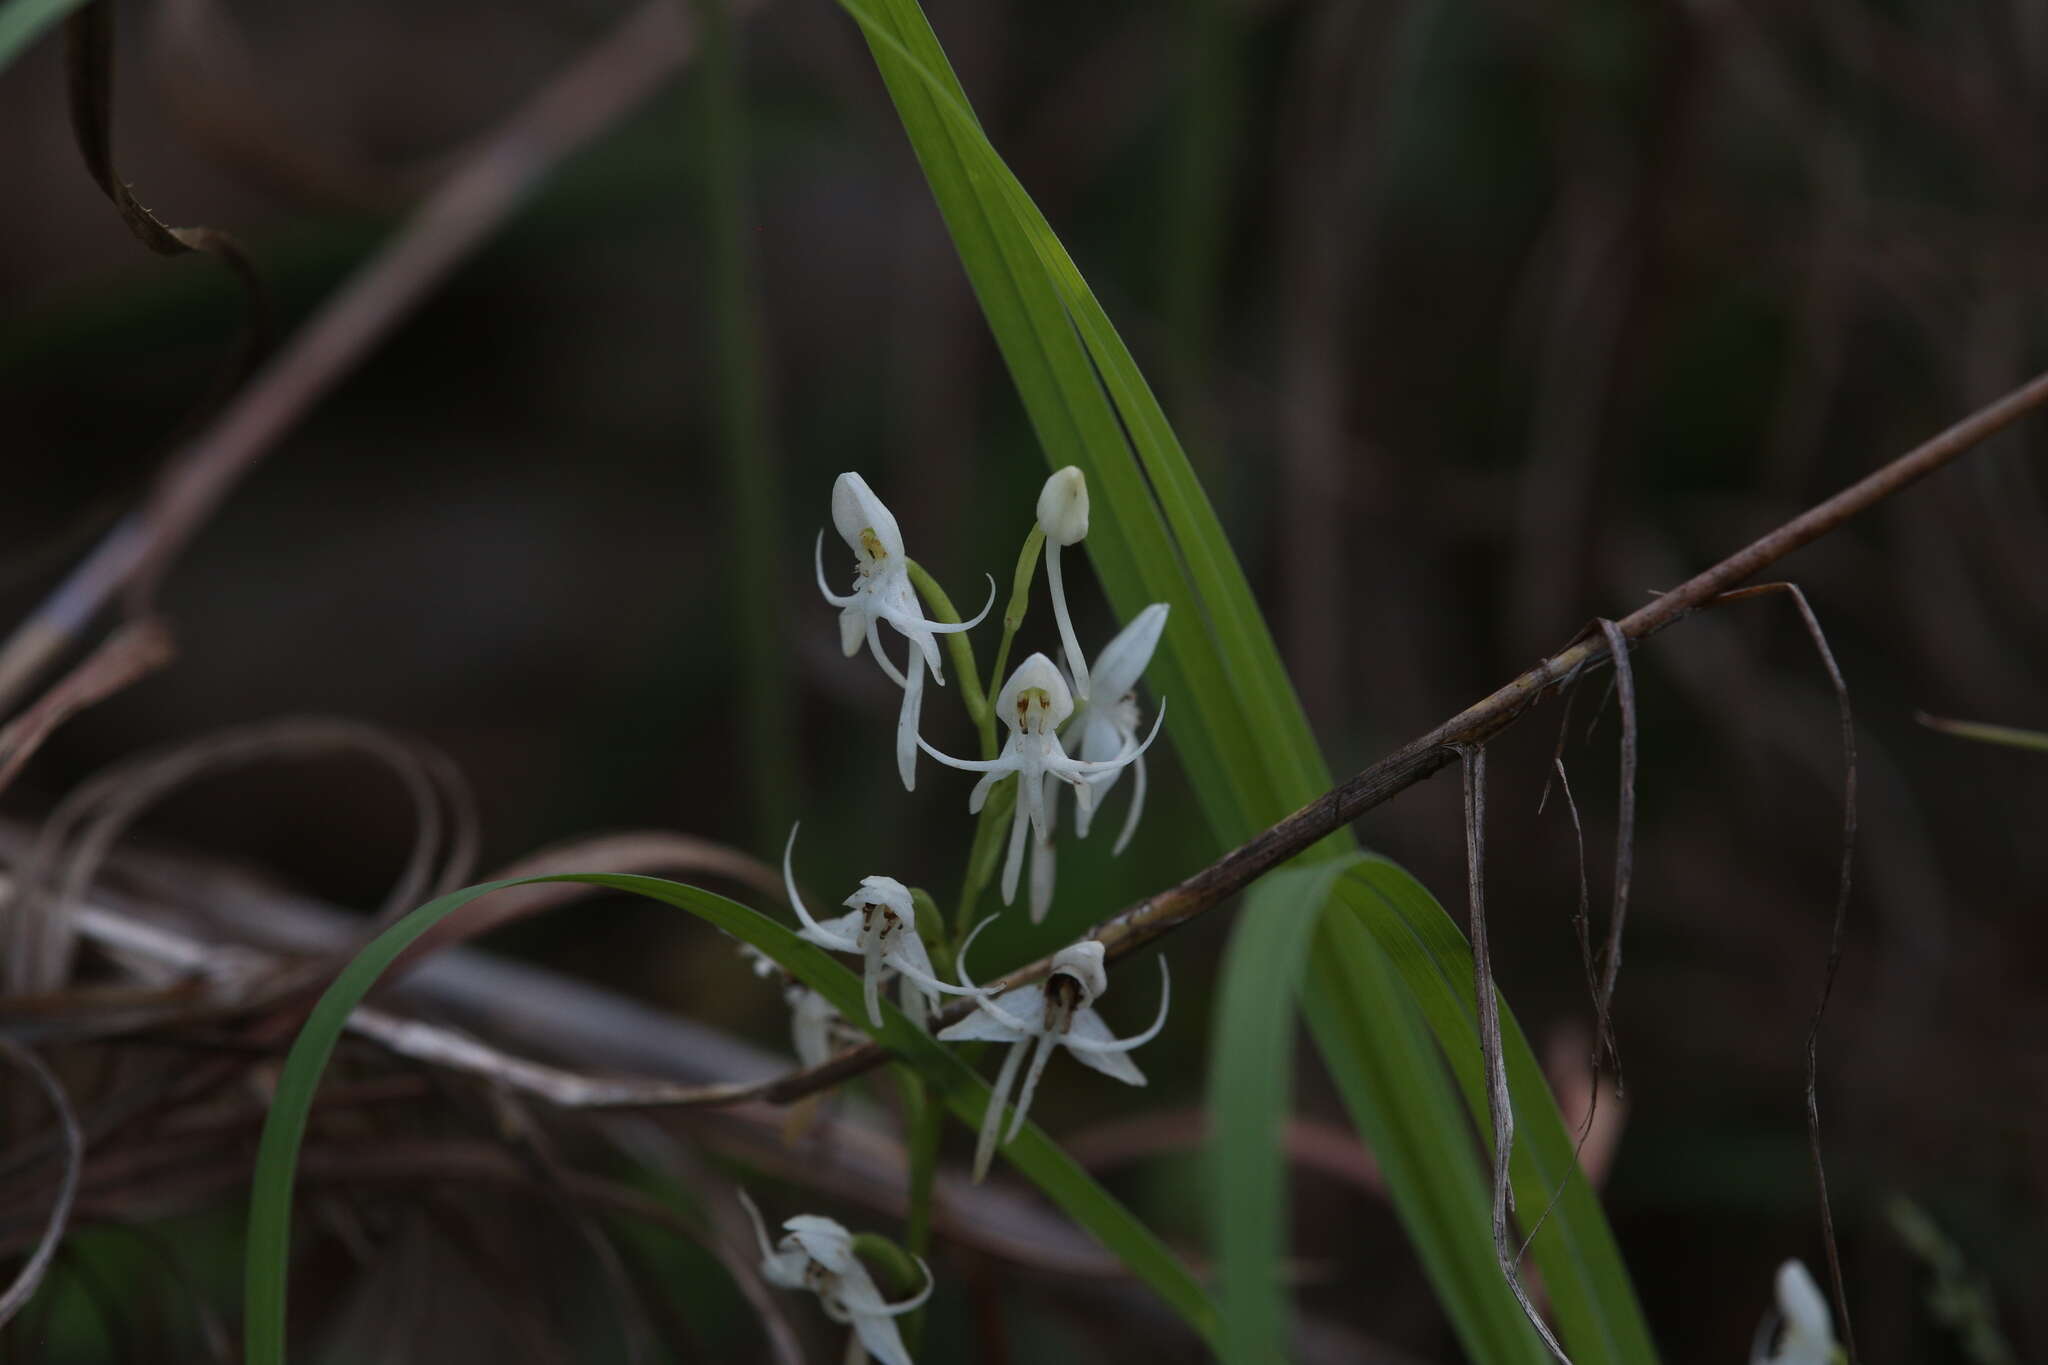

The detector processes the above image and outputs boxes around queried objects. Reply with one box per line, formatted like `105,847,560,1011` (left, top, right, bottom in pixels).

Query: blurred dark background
0,0,2042,1360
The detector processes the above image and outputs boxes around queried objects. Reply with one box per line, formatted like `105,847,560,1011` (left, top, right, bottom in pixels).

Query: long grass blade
828,3,1658,1360
1208,857,1355,1364
242,873,1216,1365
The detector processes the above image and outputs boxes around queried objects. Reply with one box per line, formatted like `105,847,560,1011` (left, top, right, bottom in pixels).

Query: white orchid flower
917,653,1163,922
1063,602,1168,856
783,825,971,1027
1751,1260,1842,1365
815,472,993,791
738,1191,931,1365
937,929,1169,1182
1036,467,1093,703
737,941,852,1067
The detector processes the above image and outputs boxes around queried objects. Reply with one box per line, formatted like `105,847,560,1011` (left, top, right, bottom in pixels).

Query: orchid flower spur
937,927,1169,1182
1751,1260,1844,1365
917,652,1164,922
739,1191,931,1365
783,824,970,1027
815,471,993,790
1037,466,1093,703
1064,602,1168,856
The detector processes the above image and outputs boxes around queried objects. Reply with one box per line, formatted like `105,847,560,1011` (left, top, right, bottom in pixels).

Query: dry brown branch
705,361,2048,1108
0,0,700,717
0,618,173,801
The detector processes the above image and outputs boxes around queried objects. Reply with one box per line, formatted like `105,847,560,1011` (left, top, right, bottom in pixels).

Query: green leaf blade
243,873,1217,1364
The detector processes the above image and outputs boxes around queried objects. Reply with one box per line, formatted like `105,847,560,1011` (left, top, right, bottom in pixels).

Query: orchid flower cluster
741,1191,931,1365
740,468,1177,1363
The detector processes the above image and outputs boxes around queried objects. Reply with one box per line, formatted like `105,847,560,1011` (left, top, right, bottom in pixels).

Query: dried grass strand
0,1041,84,1329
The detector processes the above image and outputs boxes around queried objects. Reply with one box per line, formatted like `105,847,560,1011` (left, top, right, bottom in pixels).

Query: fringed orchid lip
937,925,1170,1182
739,1191,932,1365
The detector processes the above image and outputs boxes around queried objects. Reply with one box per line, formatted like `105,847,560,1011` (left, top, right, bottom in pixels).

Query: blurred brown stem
0,0,701,717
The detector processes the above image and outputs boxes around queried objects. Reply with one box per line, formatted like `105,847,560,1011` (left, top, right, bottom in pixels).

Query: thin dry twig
0,0,698,716
1591,617,1636,1089
1710,581,1859,1365
0,619,173,801
1462,748,1570,1363
2,717,474,996
0,1041,84,1328
1512,759,1608,1266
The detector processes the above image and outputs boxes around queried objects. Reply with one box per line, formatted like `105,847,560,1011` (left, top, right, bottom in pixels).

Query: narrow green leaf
1918,714,2048,753
1303,906,1554,1365
825,5,1658,1360
243,874,1217,1364
1209,855,1361,1363
1336,859,1659,1365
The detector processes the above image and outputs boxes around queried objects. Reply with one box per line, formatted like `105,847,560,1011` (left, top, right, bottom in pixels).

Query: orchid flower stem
891,1064,939,1351
952,773,1018,941
984,526,1045,750
904,557,994,747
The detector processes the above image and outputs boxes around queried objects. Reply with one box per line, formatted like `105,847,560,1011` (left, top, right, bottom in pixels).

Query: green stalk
895,1063,941,1354
905,557,993,749
951,774,1016,940
696,0,790,841
983,525,1045,740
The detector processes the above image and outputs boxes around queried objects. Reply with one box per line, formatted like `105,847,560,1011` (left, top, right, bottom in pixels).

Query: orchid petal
1029,774,1057,924
1045,542,1090,703
814,532,862,608
999,798,1029,906
914,734,1012,774
864,616,909,687
1059,957,1171,1055
1065,1012,1148,1084
783,825,860,952
966,768,1002,814
895,660,924,791
862,935,885,1026
908,573,997,635
1060,697,1166,775
1005,1029,1062,1143
836,1257,934,1319
972,1038,1028,1184
1111,750,1147,857
851,1312,915,1365
935,1007,1030,1043
1089,603,1168,703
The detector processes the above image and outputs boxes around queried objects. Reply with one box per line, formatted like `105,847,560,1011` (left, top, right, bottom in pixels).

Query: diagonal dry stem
653,361,2048,1111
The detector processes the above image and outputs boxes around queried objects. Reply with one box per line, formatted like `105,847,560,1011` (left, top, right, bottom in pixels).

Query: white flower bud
1036,467,1090,546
